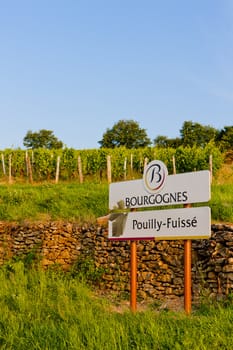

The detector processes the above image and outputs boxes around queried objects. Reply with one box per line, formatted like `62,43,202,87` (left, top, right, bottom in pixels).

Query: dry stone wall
0,221,233,301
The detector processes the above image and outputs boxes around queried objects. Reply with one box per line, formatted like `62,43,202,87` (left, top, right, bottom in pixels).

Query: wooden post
25,151,29,177
130,240,137,312
184,203,192,314
27,154,33,183
172,155,176,174
144,157,148,171
77,156,83,184
124,157,127,180
26,151,33,182
1,154,6,175
107,155,112,184
209,154,212,183
8,154,12,184
130,154,133,179
55,156,60,184
184,239,192,314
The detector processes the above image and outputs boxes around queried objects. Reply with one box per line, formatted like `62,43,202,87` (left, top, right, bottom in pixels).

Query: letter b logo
143,160,168,193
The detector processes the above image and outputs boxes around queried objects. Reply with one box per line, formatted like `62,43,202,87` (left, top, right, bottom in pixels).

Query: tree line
22,120,232,152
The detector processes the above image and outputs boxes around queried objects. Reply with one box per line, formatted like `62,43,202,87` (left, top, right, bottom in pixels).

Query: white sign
108,206,211,240
109,170,210,210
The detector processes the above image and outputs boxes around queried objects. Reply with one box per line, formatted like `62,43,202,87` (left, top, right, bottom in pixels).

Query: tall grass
211,183,233,223
0,181,232,223
0,183,108,223
0,260,232,349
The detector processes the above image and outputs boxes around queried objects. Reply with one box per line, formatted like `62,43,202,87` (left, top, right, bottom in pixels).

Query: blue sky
0,0,233,149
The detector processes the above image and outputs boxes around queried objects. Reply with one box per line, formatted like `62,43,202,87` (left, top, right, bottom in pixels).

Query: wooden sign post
130,240,137,312
184,203,192,315
184,239,192,315
107,160,211,313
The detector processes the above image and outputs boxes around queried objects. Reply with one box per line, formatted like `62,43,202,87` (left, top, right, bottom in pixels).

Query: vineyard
0,143,223,184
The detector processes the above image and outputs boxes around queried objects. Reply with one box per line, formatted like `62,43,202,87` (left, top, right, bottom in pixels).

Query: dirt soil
100,291,187,313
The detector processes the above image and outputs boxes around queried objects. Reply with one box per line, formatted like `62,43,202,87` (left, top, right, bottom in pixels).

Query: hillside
0,161,232,224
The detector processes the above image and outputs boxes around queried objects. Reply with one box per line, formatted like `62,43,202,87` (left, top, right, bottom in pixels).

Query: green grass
0,181,232,223
0,182,108,223
0,260,232,349
211,183,233,223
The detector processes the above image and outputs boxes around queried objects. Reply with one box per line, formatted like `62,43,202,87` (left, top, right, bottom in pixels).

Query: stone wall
0,221,233,301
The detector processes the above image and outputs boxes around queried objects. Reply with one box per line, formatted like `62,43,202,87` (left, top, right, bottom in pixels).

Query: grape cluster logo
143,160,168,193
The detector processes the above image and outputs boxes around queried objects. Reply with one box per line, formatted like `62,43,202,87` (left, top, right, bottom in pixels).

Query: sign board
109,170,210,210
108,206,211,241
107,159,211,313
108,160,211,241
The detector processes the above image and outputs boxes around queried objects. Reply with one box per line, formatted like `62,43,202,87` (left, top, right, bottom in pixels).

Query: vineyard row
0,144,223,183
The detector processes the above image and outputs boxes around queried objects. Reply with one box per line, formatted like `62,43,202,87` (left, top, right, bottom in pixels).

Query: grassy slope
0,163,232,223
211,163,233,223
0,182,109,223
0,260,233,349
0,184,232,224
0,165,231,347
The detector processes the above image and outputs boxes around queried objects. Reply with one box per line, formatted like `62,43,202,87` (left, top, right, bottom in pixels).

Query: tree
153,135,169,148
154,135,182,148
23,129,63,149
98,120,151,148
180,121,217,147
216,126,233,151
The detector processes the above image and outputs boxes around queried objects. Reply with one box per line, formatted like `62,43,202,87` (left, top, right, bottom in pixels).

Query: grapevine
0,144,223,183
